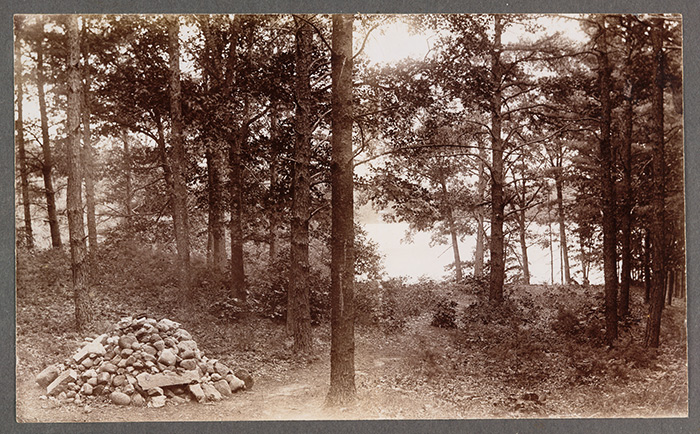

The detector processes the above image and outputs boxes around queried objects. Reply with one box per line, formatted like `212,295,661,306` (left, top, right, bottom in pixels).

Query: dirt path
16,326,462,422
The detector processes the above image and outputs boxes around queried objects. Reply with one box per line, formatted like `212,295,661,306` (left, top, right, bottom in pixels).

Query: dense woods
15,13,686,418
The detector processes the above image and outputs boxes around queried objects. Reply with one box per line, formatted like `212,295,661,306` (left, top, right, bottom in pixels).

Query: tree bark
208,141,227,270
66,15,93,332
474,157,486,278
438,169,462,282
597,16,618,344
229,121,247,303
14,17,33,249
288,16,313,354
122,132,133,228
268,103,282,267
666,269,674,306
644,228,651,303
555,168,571,285
81,27,97,253
167,16,191,293
36,22,62,249
488,14,505,304
644,17,666,348
618,22,634,317
327,13,356,406
518,208,530,285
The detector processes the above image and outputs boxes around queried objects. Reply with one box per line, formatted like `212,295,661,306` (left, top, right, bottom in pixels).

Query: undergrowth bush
431,297,458,328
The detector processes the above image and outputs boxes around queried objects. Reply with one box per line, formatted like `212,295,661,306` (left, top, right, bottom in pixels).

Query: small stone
179,359,197,371
122,383,135,395
111,391,131,406
202,383,222,401
131,342,142,351
131,393,145,407
119,335,138,350
171,396,186,405
151,395,167,408
211,373,222,382
47,370,78,396
226,374,245,392
150,334,162,343
142,345,157,356
214,361,231,376
143,354,156,363
81,383,93,395
174,329,192,341
188,384,205,402
66,390,77,398
125,355,138,366
112,375,127,387
206,360,216,374
36,365,61,388
93,384,105,395
87,377,98,387
214,379,232,398
121,348,134,357
153,340,166,351
81,358,94,369
147,387,164,396
157,318,180,332
163,337,177,349
100,363,118,374
58,391,67,401
234,369,254,390
158,349,177,366
97,372,111,385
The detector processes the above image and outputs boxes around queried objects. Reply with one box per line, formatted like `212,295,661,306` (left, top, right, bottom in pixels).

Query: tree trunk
578,231,589,285
555,169,571,285
81,32,97,253
618,27,634,317
14,17,33,249
666,269,674,306
229,121,247,303
644,228,651,303
208,141,227,270
122,132,133,228
644,17,666,348
488,15,505,304
474,158,486,278
327,13,356,406
268,104,282,267
66,15,93,332
36,24,62,249
439,170,462,282
518,208,530,285
288,16,313,354
597,17,618,344
167,16,191,293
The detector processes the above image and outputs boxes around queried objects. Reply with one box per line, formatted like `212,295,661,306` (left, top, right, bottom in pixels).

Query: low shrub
431,297,458,328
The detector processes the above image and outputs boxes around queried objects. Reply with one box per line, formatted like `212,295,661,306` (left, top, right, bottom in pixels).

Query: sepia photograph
13,13,688,422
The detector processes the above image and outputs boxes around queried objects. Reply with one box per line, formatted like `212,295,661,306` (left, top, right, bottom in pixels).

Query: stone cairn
35,316,254,408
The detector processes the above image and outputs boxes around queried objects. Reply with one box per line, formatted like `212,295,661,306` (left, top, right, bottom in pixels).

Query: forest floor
15,251,688,421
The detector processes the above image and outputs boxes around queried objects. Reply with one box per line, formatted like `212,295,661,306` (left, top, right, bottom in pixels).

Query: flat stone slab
73,335,107,363
46,369,78,396
136,370,201,390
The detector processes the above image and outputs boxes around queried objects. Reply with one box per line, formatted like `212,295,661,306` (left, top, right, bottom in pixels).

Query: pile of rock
35,315,253,408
